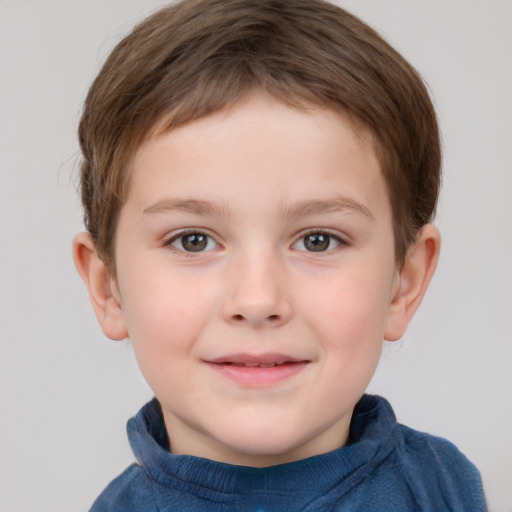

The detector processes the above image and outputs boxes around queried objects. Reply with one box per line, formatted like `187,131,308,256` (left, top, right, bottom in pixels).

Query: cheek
122,264,211,331
304,268,393,352
313,277,388,396
119,271,215,380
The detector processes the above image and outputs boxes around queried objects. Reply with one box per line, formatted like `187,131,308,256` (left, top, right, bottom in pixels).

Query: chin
214,424,319,467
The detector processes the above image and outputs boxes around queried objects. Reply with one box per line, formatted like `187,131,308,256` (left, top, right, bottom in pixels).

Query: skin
74,93,440,467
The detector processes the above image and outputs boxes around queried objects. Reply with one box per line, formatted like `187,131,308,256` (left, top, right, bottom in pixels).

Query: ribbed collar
127,394,399,504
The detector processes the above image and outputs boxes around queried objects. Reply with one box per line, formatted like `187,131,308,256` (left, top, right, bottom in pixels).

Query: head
74,0,441,466
78,0,440,273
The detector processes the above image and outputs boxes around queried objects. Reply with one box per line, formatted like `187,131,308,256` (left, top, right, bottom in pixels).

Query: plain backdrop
0,1,511,511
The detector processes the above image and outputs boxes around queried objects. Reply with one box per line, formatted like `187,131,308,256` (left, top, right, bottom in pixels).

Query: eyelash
292,229,347,253
163,228,347,255
163,229,220,255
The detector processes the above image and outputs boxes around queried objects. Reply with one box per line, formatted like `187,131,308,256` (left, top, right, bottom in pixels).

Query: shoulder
89,464,156,512
397,423,478,474
391,424,486,510
347,395,486,510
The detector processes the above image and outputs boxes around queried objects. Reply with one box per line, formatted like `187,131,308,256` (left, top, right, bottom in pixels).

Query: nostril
230,313,281,323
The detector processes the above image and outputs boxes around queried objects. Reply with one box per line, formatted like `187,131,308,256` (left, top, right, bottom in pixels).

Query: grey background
1,1,511,510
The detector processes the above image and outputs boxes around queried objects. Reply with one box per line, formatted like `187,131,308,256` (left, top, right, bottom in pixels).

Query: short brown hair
78,0,441,270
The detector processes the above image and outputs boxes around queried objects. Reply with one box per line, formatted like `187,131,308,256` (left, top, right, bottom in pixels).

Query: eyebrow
281,197,375,222
143,199,229,217
143,196,374,222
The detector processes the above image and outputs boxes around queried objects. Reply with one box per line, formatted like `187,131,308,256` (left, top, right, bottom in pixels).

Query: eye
168,232,218,253
293,231,343,252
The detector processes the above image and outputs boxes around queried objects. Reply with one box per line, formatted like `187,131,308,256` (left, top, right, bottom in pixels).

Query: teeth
229,362,278,368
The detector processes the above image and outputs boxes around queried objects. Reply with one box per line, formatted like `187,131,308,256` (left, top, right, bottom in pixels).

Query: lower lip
206,362,308,386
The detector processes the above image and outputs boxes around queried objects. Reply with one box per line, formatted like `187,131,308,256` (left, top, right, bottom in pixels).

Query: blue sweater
90,395,486,511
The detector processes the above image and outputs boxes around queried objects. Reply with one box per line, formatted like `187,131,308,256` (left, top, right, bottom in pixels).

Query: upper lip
206,353,308,366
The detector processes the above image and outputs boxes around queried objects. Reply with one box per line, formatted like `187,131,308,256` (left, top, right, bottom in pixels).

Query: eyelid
291,228,348,252
163,228,221,253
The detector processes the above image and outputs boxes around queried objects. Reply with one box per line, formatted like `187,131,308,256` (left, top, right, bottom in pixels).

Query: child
72,0,487,510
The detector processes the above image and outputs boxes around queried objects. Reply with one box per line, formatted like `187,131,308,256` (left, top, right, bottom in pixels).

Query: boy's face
111,94,402,466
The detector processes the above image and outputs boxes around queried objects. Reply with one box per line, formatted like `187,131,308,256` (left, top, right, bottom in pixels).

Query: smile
205,353,310,386
226,362,288,368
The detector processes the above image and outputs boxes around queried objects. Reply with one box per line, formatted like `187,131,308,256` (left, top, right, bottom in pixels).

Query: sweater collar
127,394,398,499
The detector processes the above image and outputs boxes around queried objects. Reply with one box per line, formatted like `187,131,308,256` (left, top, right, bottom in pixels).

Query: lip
205,353,310,386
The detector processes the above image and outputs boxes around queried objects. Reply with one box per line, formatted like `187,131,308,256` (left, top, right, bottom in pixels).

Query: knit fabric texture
90,395,486,511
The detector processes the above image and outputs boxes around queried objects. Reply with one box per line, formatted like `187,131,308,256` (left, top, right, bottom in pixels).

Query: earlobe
384,224,441,341
72,232,128,341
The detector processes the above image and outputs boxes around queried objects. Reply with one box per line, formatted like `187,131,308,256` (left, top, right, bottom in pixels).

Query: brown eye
170,232,216,252
182,234,207,251
303,233,331,252
293,231,344,253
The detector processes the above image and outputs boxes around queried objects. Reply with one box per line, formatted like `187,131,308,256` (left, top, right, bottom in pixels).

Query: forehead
126,94,388,218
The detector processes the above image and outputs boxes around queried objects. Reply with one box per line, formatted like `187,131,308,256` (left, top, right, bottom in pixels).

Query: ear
72,232,128,341
385,224,441,341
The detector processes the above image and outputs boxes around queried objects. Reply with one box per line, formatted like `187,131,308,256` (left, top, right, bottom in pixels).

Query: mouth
223,361,295,368
205,353,310,386
208,353,306,365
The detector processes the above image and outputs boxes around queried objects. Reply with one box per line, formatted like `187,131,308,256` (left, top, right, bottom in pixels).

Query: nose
221,251,293,328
